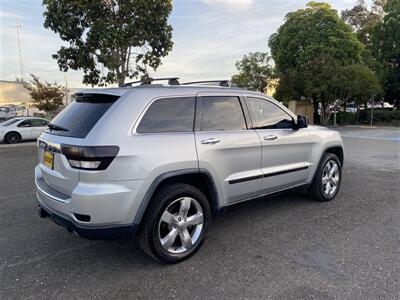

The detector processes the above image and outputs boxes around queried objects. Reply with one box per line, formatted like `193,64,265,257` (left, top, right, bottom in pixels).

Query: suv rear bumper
38,202,136,240
34,165,150,239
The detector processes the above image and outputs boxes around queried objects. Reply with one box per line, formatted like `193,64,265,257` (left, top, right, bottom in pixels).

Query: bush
365,110,400,125
329,110,400,126
334,112,357,125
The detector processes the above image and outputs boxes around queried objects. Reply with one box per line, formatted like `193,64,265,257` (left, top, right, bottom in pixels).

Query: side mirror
295,115,308,129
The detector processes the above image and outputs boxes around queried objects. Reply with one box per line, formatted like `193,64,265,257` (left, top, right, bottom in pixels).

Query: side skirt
223,182,309,208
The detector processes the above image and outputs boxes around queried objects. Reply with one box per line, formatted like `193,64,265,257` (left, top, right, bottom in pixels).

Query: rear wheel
139,183,211,264
308,153,342,201
4,132,21,144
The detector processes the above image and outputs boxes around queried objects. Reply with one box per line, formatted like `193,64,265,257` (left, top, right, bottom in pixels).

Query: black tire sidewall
143,183,211,264
313,153,342,201
5,132,20,144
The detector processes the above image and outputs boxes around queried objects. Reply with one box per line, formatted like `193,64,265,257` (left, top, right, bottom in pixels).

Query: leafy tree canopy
231,52,273,93
43,0,173,86
341,0,386,46
20,75,64,113
371,0,400,103
268,2,370,124
269,2,364,73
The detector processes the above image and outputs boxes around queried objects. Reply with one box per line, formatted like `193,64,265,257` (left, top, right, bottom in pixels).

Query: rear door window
46,94,119,138
137,97,195,133
198,96,247,131
30,119,48,127
18,120,30,127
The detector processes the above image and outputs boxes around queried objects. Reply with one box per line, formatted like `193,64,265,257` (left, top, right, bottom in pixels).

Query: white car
0,117,49,143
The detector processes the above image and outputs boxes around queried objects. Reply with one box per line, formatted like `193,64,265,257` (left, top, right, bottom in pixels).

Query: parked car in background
0,117,49,143
0,106,17,120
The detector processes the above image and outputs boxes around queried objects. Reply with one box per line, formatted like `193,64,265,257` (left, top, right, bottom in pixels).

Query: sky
0,0,361,88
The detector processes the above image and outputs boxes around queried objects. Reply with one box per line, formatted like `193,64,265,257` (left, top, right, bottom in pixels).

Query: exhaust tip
38,206,49,218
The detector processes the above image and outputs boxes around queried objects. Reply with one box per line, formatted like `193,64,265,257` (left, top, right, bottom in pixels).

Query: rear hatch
37,93,120,196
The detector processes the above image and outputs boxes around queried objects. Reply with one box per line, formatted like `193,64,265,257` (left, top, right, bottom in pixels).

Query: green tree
341,0,385,45
231,52,274,93
43,0,173,86
370,0,400,105
269,2,366,124
21,75,64,114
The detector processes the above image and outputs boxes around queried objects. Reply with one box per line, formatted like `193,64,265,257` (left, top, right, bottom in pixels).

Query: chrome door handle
263,135,277,141
201,138,220,145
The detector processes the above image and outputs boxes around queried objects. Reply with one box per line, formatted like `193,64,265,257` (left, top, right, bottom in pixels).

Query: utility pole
14,24,23,80
64,74,69,105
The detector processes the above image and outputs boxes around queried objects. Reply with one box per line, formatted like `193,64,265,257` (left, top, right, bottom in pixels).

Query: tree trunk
312,100,320,125
356,104,360,123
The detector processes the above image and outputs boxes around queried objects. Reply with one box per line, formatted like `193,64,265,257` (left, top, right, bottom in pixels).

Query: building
0,80,81,106
0,80,33,105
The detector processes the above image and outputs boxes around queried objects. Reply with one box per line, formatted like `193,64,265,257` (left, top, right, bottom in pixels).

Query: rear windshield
46,93,119,138
1,118,21,126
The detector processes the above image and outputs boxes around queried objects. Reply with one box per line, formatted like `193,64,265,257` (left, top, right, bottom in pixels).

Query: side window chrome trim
131,94,197,135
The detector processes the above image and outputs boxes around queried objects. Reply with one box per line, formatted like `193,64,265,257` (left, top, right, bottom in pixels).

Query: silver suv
35,79,344,263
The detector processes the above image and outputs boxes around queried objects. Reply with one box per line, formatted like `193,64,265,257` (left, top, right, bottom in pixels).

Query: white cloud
0,10,28,20
201,0,255,10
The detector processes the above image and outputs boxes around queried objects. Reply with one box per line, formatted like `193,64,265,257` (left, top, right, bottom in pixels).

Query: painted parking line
340,134,400,142
0,142,37,148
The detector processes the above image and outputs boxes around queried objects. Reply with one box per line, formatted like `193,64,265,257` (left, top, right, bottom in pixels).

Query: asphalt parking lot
1,127,399,299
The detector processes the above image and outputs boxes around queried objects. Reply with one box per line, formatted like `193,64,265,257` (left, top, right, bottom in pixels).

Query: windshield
46,93,119,138
1,118,21,126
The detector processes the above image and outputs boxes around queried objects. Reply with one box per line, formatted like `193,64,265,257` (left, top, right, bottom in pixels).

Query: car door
194,93,262,205
244,96,313,194
16,119,32,139
30,119,48,139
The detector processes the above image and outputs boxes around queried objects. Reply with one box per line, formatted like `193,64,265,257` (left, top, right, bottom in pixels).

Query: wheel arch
310,144,344,185
133,169,220,227
324,145,344,166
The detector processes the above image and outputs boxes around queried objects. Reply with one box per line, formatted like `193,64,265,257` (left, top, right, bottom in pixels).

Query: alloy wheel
322,160,340,196
158,197,204,254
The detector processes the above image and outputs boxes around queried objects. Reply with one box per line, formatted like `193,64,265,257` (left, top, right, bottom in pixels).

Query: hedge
330,110,400,126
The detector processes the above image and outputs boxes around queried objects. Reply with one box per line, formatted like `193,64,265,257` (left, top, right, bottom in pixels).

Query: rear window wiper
47,123,69,132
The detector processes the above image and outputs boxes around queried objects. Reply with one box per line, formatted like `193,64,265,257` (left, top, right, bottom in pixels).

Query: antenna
14,24,23,80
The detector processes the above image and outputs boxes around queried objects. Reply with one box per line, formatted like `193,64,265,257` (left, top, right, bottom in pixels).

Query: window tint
199,96,246,131
246,97,293,129
47,94,119,138
30,119,48,127
1,118,21,126
137,97,195,133
18,120,30,127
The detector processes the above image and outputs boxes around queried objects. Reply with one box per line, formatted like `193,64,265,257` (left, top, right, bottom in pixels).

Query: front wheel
139,183,211,264
308,153,342,202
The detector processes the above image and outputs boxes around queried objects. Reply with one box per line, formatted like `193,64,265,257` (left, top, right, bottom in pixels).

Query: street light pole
14,24,23,80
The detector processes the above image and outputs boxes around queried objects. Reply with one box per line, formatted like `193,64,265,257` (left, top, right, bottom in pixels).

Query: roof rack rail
120,77,180,87
181,80,231,87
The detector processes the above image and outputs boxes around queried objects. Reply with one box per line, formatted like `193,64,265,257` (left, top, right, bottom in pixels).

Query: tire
308,153,342,202
4,132,21,144
139,183,211,264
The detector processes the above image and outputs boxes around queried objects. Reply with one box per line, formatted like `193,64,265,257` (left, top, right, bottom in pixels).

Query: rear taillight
61,145,119,171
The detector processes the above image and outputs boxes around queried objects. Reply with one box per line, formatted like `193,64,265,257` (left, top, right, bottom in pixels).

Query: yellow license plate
44,151,54,169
